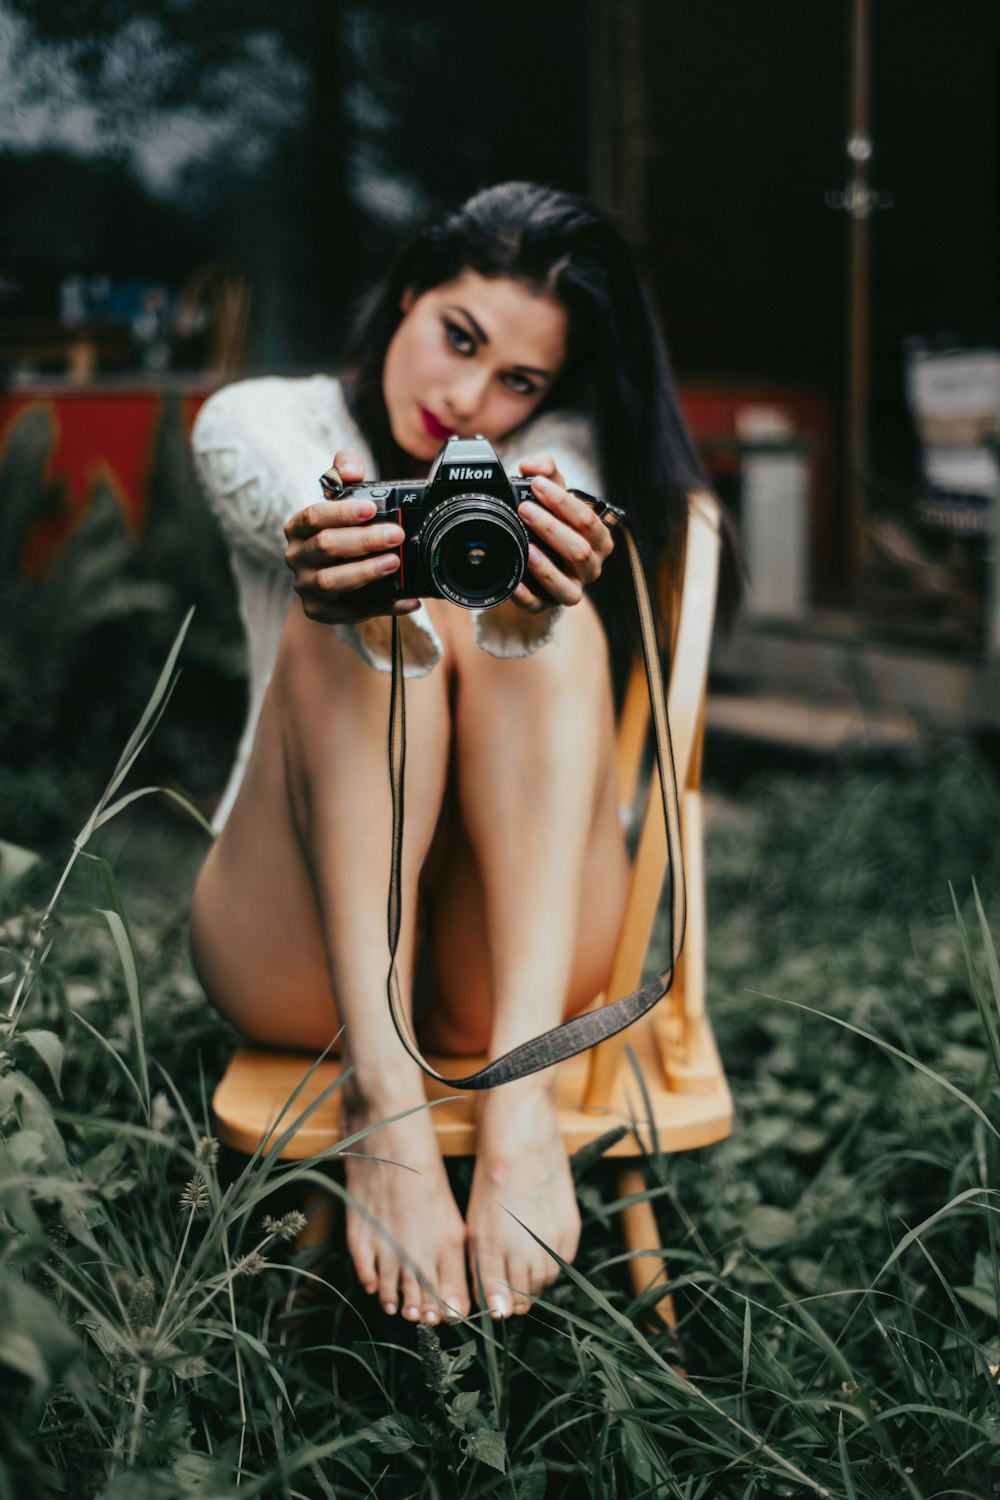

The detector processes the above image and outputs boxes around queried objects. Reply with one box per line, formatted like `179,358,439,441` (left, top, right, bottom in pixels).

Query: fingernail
384,1301,397,1315
378,553,401,572
340,459,362,474
488,1294,508,1319
352,499,375,520
403,1304,420,1321
533,475,554,496
381,526,404,546
519,500,541,523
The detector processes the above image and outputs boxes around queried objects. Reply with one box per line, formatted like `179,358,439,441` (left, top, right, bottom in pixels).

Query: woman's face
381,270,568,466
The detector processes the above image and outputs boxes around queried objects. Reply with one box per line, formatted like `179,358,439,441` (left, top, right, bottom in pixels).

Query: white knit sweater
192,373,603,678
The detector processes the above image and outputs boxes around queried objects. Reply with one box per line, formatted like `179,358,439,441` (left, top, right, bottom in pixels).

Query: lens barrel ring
419,494,529,610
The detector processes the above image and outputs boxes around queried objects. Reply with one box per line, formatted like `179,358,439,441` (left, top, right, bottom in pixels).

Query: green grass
1,635,998,1498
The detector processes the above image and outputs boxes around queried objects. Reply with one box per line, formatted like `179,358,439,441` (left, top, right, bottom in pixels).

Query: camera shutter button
369,487,390,499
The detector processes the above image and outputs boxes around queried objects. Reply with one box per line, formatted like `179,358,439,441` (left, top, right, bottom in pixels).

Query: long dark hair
343,181,733,677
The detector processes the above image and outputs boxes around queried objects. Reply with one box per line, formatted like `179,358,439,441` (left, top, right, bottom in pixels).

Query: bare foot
466,1077,580,1318
340,1082,470,1323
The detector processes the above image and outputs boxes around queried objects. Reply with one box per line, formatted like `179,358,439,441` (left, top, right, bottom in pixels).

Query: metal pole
847,0,871,584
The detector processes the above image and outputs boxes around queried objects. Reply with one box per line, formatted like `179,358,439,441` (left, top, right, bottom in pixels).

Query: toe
349,1237,378,1297
506,1260,533,1316
436,1251,471,1322
400,1266,424,1323
377,1256,400,1316
471,1245,513,1319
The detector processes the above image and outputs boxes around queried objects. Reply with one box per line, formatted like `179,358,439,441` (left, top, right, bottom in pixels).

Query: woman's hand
283,449,421,624
510,453,615,613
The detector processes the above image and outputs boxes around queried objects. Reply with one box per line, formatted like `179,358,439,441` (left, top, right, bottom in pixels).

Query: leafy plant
0,399,245,848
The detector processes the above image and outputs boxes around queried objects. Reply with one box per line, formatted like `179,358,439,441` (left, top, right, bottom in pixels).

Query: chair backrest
582,491,721,1109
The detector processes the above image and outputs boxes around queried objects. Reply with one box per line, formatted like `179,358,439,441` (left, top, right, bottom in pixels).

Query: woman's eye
501,372,537,397
444,319,475,355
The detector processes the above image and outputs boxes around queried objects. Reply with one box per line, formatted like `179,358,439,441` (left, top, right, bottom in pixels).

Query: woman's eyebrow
447,304,554,380
447,304,489,343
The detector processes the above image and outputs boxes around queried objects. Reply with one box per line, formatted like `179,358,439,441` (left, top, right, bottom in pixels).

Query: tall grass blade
836,1412,858,1500
94,784,217,840
97,908,150,1117
92,606,194,813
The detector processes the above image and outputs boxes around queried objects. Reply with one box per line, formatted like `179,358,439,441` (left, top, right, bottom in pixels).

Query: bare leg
191,605,469,1322
192,598,628,1323
425,598,628,1316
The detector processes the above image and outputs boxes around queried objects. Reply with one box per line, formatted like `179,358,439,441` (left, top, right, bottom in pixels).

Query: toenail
488,1294,508,1319
384,1302,397,1315
404,1305,420,1320
424,1310,439,1324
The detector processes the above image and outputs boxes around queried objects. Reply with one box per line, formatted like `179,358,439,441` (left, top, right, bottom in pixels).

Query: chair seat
213,1009,732,1161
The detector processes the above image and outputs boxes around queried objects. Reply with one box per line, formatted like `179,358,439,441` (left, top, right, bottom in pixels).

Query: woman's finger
511,578,556,613
518,501,602,586
284,492,380,545
523,542,584,607
302,592,421,626
301,550,404,598
290,519,404,570
517,453,565,489
530,474,614,558
332,447,365,483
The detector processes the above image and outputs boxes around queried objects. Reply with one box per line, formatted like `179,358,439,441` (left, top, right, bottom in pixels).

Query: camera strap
385,497,685,1089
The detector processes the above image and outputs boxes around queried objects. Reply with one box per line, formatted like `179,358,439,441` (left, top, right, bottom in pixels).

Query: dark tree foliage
4,0,592,362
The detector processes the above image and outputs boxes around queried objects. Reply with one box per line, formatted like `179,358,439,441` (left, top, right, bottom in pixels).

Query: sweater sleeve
190,375,444,677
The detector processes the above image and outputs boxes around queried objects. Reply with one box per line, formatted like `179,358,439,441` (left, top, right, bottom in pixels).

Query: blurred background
2,0,1000,842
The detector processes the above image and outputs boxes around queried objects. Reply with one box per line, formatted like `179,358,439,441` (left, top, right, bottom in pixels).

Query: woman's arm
191,376,445,678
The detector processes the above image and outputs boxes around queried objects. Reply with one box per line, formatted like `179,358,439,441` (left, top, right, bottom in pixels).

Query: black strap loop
385,503,685,1089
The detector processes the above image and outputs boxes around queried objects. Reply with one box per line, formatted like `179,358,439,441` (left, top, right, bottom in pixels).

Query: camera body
334,435,537,611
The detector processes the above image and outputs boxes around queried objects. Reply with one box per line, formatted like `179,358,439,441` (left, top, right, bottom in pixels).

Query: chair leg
616,1166,684,1360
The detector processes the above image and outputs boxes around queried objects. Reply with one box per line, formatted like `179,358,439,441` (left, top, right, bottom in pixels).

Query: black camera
324,435,538,611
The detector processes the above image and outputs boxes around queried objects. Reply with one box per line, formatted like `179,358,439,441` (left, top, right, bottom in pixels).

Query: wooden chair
212,492,732,1325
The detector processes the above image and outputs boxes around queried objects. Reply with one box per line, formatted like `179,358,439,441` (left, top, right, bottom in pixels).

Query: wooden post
589,0,647,253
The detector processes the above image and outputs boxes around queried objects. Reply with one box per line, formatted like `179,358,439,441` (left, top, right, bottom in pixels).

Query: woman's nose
445,367,491,422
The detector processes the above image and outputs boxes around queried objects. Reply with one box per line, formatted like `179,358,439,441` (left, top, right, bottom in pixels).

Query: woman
190,182,715,1327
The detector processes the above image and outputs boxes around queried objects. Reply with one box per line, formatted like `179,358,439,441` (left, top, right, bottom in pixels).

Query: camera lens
423,500,528,609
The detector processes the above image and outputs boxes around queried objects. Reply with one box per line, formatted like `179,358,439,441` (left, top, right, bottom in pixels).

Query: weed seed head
179,1175,210,1214
234,1251,266,1278
262,1210,308,1242
417,1324,450,1396
195,1135,220,1168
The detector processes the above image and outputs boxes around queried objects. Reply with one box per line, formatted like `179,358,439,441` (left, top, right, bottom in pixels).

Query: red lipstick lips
420,408,455,442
